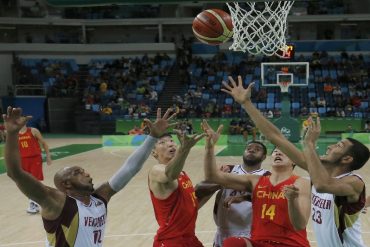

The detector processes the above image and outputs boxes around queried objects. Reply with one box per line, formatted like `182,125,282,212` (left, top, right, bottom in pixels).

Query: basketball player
149,130,206,247
4,106,176,247
202,120,311,247
222,75,370,247
18,122,52,214
197,141,270,247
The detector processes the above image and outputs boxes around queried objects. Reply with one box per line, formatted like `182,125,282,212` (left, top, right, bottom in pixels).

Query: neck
322,161,350,177
68,192,91,205
270,167,292,185
242,163,262,173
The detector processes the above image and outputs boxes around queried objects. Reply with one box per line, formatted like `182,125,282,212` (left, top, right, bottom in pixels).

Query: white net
278,81,291,92
226,1,294,57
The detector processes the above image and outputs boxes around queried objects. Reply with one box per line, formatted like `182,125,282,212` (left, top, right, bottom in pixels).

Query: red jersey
150,171,202,246
18,127,41,158
251,175,310,247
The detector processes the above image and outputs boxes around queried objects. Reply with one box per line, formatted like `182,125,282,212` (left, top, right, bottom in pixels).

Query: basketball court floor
0,136,369,247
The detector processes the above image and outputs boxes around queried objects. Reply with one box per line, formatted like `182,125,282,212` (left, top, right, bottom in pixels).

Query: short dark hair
346,138,370,170
158,133,172,139
247,141,267,156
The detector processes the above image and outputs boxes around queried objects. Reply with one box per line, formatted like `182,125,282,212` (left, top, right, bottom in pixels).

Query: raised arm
195,165,233,208
32,127,52,166
149,131,206,184
283,178,311,230
221,76,307,170
95,108,177,202
202,120,258,192
303,118,364,201
3,107,65,219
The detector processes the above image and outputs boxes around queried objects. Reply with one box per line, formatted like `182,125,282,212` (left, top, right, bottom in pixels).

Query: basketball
192,9,233,45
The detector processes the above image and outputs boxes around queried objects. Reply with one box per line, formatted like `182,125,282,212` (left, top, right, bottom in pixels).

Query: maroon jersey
251,175,310,247
150,171,203,246
18,127,41,158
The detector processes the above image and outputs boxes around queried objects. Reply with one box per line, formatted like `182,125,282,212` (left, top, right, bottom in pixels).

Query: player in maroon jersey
18,122,52,214
202,120,311,247
149,131,206,247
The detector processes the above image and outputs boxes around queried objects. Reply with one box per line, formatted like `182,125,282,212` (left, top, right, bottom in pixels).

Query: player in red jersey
18,122,52,214
202,120,311,247
149,131,206,247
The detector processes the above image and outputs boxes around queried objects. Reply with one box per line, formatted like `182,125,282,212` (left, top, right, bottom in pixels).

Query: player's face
153,136,177,164
65,166,94,193
321,139,353,164
271,148,294,168
243,143,266,166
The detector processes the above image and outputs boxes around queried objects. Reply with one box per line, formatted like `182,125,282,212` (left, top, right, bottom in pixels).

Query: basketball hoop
278,81,291,93
226,1,294,57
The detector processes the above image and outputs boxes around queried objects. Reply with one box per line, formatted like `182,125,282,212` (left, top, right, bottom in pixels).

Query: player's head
151,133,177,164
321,138,369,171
54,166,94,195
271,147,295,170
243,141,267,167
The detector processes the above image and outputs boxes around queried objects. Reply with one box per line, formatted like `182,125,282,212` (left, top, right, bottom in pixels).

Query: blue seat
202,93,210,100
225,98,233,104
257,103,266,110
292,102,300,109
318,107,326,116
360,101,369,109
266,102,274,110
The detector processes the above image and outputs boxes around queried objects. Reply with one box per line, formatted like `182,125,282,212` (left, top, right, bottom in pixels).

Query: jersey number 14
261,204,276,220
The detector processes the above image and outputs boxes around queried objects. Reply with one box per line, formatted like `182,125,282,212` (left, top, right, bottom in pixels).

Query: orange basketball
192,9,233,45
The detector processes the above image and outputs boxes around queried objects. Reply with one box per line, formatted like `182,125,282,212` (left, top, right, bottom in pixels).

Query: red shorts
21,155,43,181
223,237,299,247
153,236,204,247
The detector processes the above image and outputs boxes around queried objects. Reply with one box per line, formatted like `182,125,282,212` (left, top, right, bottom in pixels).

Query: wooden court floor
0,137,369,247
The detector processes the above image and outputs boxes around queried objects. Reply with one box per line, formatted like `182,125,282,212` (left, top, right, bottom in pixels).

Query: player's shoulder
30,127,41,134
294,176,311,188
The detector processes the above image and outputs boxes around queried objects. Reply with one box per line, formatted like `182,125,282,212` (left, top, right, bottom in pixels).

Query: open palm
2,107,32,134
175,130,205,150
143,108,177,138
221,75,254,105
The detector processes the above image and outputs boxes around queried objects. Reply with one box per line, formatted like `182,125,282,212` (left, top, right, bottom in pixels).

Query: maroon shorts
153,236,204,247
21,155,43,181
223,237,298,247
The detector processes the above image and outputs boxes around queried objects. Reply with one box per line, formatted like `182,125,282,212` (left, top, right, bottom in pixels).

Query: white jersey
213,165,269,247
311,172,366,247
44,195,107,247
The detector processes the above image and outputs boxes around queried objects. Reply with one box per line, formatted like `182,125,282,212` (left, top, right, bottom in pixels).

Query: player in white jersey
303,119,368,247
196,141,270,247
3,107,176,247
222,75,370,247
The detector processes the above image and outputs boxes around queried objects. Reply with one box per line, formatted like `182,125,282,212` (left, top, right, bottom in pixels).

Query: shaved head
54,167,71,191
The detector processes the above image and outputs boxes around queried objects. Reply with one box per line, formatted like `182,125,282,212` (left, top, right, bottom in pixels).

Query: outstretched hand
221,75,254,105
2,107,32,134
283,184,299,201
174,129,206,151
201,119,223,149
303,117,321,145
143,108,177,138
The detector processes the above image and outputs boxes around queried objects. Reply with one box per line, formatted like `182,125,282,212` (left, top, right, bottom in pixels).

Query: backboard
261,62,309,90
